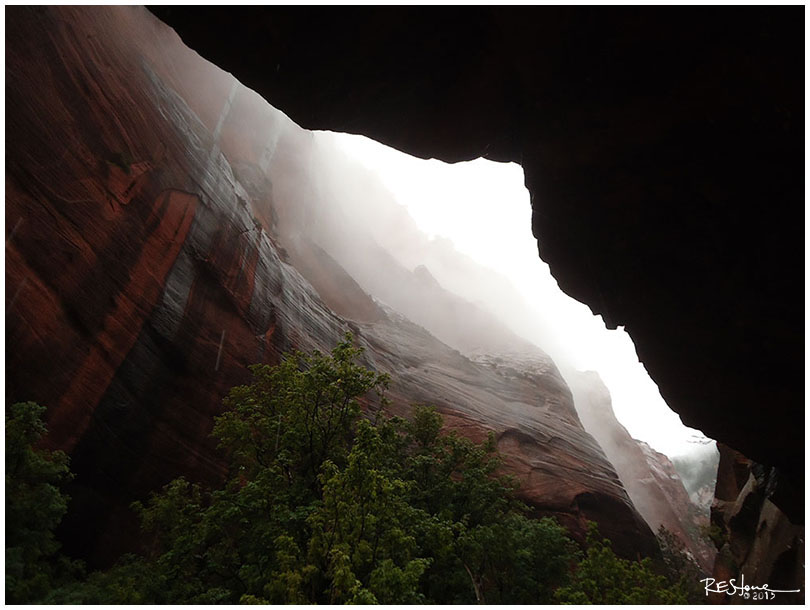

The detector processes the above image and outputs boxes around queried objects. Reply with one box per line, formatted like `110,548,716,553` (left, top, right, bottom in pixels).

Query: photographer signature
701,575,801,600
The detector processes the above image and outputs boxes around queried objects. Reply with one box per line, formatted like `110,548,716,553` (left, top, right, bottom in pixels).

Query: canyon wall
148,7,803,524
569,371,716,573
8,5,663,568
146,6,803,592
266,119,721,577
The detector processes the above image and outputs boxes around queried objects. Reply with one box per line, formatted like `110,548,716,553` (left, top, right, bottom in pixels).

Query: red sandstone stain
106,160,152,207
48,190,198,452
6,244,84,394
5,6,665,566
231,233,261,315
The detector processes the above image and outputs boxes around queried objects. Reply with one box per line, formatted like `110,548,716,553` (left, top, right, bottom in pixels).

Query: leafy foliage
701,522,727,549
554,522,689,604
5,402,80,603
655,525,707,604
98,334,578,604
8,335,697,604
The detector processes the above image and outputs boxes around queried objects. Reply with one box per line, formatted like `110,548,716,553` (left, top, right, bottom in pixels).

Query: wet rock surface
8,6,662,566
149,6,803,514
570,371,717,573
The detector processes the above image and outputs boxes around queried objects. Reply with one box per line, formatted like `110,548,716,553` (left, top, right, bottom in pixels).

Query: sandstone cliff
148,9,803,512
148,5,805,591
7,5,659,567
569,371,717,573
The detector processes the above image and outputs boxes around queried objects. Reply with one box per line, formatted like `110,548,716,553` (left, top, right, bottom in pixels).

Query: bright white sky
333,133,711,458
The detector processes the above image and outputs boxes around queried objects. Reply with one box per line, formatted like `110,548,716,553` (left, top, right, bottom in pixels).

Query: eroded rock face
260,115,671,557
7,5,657,566
569,371,716,573
708,445,804,604
147,7,803,518
7,6,345,561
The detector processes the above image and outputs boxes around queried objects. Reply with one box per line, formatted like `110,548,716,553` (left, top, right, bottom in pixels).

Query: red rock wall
148,8,803,527
7,5,656,566
6,5,330,562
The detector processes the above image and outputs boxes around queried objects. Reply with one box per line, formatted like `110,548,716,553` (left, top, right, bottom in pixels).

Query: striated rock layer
148,6,803,522
7,6,657,567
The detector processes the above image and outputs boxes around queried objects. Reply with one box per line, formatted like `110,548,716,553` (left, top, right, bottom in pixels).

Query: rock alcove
6,5,803,594
148,6,803,514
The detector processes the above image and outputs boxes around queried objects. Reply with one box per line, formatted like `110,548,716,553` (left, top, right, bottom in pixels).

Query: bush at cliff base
7,334,696,604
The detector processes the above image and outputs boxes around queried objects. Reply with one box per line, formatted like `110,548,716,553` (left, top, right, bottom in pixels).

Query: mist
316,131,714,458
671,442,721,504
264,126,724,568
254,100,717,474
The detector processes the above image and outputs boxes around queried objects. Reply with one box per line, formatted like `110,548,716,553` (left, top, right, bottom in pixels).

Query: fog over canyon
6,5,803,603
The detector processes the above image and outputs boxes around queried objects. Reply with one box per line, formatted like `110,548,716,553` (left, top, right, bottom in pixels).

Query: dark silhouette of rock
7,6,661,567
709,444,804,604
148,6,803,522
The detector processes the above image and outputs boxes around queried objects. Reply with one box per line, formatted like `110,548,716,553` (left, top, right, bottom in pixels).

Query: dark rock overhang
149,6,802,522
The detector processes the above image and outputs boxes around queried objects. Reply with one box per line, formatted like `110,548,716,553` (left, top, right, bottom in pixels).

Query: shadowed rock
7,6,661,566
148,6,803,520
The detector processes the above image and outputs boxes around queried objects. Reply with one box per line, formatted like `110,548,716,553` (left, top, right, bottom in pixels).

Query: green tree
655,525,707,604
304,420,431,603
114,335,578,604
555,522,688,604
121,335,393,603
45,555,164,604
5,402,81,603
400,405,578,603
19,335,682,605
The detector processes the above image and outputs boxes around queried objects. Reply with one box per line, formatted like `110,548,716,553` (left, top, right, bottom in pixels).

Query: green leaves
452,514,579,604
5,402,77,604
305,418,428,603
554,522,689,604
70,336,583,603
7,337,695,604
213,333,389,496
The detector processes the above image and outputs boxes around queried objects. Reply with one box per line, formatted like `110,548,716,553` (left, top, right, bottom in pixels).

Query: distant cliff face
148,9,804,516
569,371,716,573
143,5,804,592
7,5,658,566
